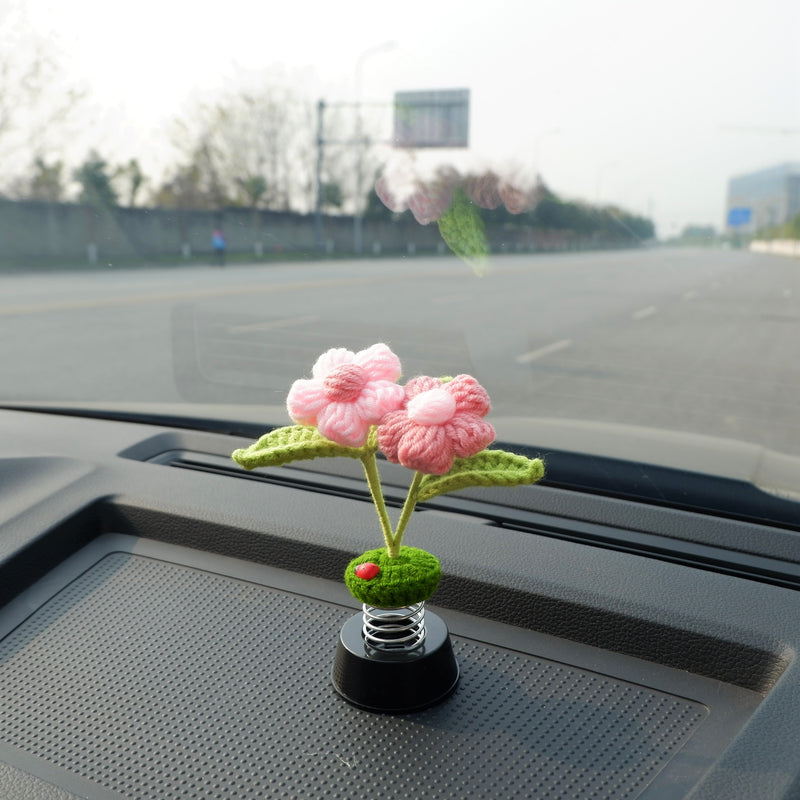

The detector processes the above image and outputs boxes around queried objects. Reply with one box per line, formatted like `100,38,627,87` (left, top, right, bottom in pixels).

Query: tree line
2,86,358,216
0,25,653,244
759,212,800,241
365,183,654,243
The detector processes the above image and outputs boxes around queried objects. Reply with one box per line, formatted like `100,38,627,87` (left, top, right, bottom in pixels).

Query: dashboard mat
0,549,712,800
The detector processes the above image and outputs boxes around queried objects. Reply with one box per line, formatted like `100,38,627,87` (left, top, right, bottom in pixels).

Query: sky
6,0,800,237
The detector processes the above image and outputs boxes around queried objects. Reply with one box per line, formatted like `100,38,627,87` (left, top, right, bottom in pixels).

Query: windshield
1,0,799,484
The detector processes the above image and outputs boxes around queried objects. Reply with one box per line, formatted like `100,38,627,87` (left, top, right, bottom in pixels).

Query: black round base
332,610,460,713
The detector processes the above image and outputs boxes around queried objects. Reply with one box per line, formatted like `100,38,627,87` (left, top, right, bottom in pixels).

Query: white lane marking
0,278,371,316
516,338,572,364
228,315,318,334
0,268,456,317
632,305,658,320
683,289,698,300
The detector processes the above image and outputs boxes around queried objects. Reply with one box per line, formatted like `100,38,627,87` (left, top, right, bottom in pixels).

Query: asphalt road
1,247,798,455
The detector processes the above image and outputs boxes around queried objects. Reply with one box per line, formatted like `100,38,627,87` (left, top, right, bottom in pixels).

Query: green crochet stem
231,423,545,560
390,471,423,558
360,451,395,554
362,454,424,558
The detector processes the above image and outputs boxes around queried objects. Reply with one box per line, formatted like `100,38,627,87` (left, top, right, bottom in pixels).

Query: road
0,247,798,456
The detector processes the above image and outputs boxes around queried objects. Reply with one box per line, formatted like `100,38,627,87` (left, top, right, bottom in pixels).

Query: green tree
760,212,800,240
320,181,343,211
73,151,119,208
237,174,268,208
115,158,146,207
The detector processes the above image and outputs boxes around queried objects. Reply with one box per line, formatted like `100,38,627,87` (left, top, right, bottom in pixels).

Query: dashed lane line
515,338,572,364
632,305,658,320
0,277,377,316
227,315,318,335
0,265,477,317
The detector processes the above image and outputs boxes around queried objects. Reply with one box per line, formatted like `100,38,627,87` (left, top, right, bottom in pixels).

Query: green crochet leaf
437,188,489,274
417,450,544,502
231,425,372,470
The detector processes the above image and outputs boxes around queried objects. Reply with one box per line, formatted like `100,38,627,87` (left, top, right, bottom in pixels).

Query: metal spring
362,602,427,652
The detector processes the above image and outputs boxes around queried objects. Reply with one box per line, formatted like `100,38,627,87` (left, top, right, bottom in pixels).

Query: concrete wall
0,199,613,266
0,200,453,263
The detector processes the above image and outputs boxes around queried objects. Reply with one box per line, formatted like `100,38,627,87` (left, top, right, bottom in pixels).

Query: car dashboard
0,406,799,799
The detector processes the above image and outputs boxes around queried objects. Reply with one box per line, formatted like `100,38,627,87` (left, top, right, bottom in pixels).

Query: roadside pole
314,100,325,254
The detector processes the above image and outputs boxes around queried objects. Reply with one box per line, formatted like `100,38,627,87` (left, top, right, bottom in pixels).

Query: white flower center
407,388,456,425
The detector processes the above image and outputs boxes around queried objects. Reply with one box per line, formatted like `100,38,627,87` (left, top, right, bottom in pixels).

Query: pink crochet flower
378,375,496,475
286,344,405,448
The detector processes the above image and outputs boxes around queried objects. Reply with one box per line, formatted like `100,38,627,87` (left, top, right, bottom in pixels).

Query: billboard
393,89,470,148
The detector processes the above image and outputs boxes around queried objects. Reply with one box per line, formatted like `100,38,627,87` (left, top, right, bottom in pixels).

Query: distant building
726,163,800,233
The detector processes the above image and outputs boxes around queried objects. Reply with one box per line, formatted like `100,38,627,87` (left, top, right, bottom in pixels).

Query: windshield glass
2,0,799,482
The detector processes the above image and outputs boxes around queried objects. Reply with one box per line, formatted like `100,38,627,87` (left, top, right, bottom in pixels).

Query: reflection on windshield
0,0,797,473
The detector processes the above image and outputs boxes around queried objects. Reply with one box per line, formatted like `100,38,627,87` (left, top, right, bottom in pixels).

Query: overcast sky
10,0,800,236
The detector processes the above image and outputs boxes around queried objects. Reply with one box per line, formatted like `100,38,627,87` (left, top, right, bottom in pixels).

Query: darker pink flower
287,344,405,447
405,167,459,225
498,177,546,214
462,171,502,210
377,375,495,475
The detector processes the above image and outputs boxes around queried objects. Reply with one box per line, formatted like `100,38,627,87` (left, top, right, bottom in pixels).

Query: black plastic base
332,610,460,713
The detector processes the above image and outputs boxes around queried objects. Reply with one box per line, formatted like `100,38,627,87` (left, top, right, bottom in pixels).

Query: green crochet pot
344,547,441,607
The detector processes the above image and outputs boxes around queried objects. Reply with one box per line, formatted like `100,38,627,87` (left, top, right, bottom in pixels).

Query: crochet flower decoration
379,375,495,475
286,343,404,448
374,161,545,274
232,344,544,607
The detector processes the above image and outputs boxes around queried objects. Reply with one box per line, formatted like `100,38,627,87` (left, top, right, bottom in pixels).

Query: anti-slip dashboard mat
0,540,756,799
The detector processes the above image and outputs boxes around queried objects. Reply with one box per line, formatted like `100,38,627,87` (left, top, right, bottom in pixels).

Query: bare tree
6,157,66,202
150,160,220,210
308,100,386,223
0,2,85,193
167,83,316,212
160,71,388,217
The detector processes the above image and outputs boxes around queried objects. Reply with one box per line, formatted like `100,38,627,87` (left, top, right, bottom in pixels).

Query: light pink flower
287,344,405,447
378,375,495,475
374,173,409,214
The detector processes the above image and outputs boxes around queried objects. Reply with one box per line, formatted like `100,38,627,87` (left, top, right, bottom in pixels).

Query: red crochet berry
354,562,380,580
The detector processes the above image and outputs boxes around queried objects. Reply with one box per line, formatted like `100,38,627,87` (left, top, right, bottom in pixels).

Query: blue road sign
727,207,752,227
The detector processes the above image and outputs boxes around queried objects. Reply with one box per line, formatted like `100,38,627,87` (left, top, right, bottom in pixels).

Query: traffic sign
727,207,752,227
393,89,470,148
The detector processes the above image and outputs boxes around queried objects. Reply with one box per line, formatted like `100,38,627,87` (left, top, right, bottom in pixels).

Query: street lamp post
314,99,326,254
353,40,397,255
